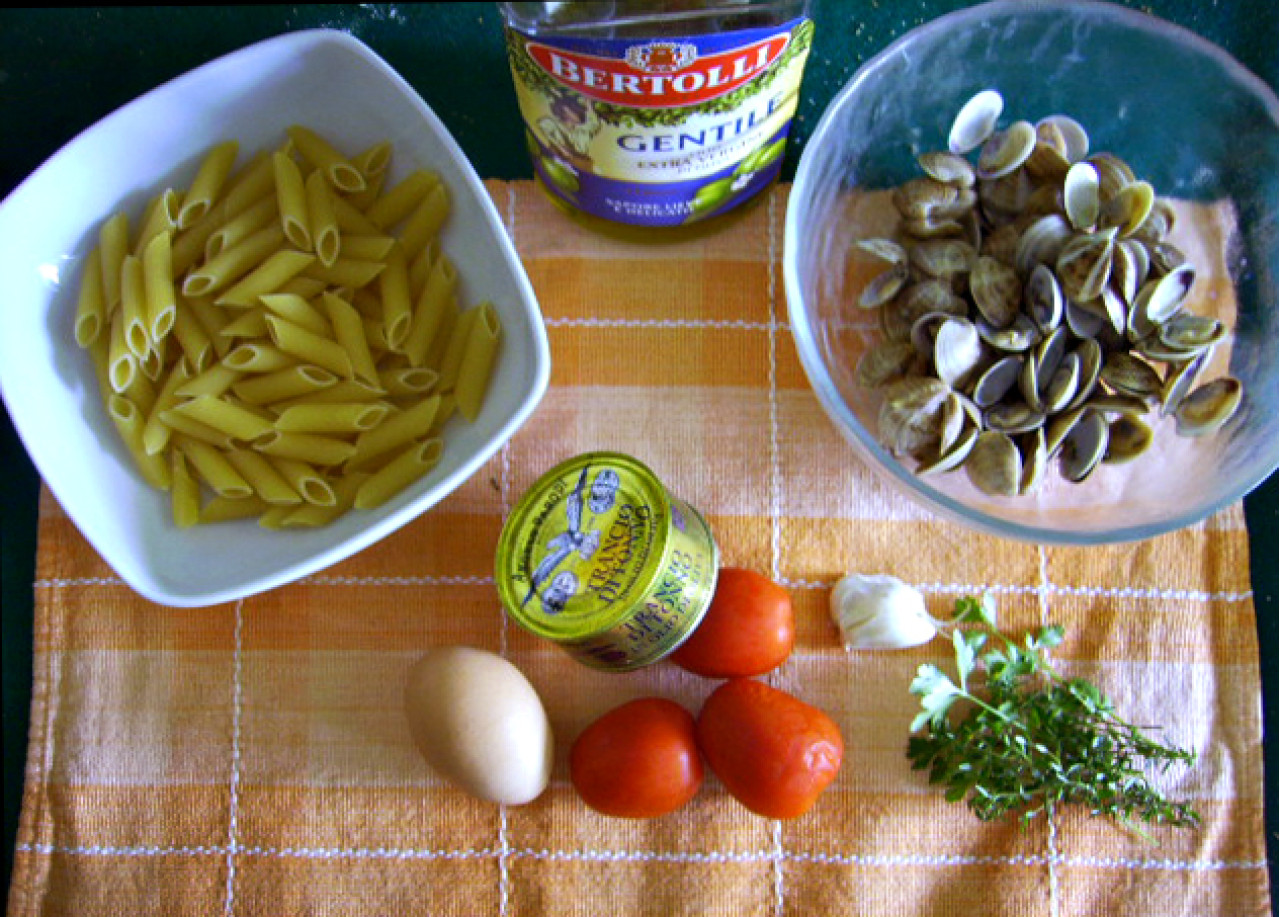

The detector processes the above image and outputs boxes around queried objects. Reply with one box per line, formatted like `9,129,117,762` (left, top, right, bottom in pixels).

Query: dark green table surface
2,3,1275,910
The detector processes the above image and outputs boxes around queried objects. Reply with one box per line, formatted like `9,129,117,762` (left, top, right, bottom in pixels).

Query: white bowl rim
784,0,1279,545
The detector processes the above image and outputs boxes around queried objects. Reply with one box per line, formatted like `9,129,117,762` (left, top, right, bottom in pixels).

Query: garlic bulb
829,574,937,650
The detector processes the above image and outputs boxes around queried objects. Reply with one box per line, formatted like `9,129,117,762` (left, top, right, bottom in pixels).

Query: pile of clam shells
854,89,1244,497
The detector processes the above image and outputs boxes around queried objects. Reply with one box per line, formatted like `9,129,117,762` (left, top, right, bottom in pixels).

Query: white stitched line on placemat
223,599,246,917
15,841,1267,872
1036,546,1062,917
544,316,785,332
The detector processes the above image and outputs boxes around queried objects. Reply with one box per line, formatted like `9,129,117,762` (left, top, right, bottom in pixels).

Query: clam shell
1101,351,1164,398
1044,406,1085,458
1111,239,1144,305
1067,338,1103,410
977,313,1038,352
854,238,909,265
1034,325,1070,392
933,317,985,388
965,430,1022,496
969,255,1022,328
917,423,979,476
978,171,1031,223
1056,229,1116,303
858,263,909,309
918,151,977,187
898,280,968,323
1147,241,1189,276
985,401,1046,435
1101,180,1155,237
1024,120,1072,181
909,239,977,280
1015,214,1072,276
1133,198,1177,243
1088,152,1136,202
949,89,1004,155
1159,349,1207,416
1063,161,1100,231
1037,114,1089,162
857,339,918,388
1019,428,1049,494
893,177,961,221
971,354,1023,408
1174,377,1243,437
1042,351,1081,413
1133,263,1195,329
1058,410,1109,482
977,120,1037,180
1065,297,1106,339
1025,263,1064,333
1158,313,1226,354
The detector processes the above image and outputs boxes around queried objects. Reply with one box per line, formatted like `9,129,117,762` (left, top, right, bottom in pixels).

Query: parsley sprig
907,595,1200,838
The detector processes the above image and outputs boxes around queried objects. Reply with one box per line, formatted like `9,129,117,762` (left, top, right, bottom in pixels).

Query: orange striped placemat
6,181,1271,916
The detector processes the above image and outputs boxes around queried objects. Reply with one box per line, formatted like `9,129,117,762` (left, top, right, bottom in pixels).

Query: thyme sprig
907,595,1200,838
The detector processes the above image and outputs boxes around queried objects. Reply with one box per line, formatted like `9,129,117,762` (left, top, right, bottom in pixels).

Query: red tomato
570,697,704,818
671,567,795,678
696,678,843,819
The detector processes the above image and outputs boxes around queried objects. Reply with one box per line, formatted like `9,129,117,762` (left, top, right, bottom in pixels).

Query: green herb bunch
907,595,1200,837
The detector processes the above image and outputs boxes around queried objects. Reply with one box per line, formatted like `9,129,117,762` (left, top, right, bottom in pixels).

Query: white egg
403,646,553,805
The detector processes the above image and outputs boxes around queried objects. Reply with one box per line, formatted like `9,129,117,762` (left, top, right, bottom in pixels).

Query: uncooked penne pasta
268,378,385,411
99,211,130,309
278,470,366,526
437,303,480,393
274,402,390,435
332,193,381,235
133,189,182,257
170,448,201,528
269,457,336,506
380,366,438,398
175,363,243,399
178,140,239,229
305,169,340,267
74,250,107,348
379,249,413,351
453,302,502,422
404,253,457,367
138,335,166,382
322,292,379,385
347,393,442,470
108,393,171,490
259,293,330,337
170,394,274,442
353,140,392,179
287,125,366,193
223,343,298,373
156,409,236,451
218,307,270,341
272,151,311,251
143,361,194,455
107,309,137,393
398,182,450,260
340,235,397,263
142,230,177,343
199,494,270,524
301,257,385,290
205,194,277,261
183,223,285,298
364,169,438,230
232,364,338,406
218,152,275,222
176,434,253,498
224,448,302,505
120,254,151,358
355,438,443,510
254,429,357,467
171,306,213,373
264,314,352,378
408,239,440,298
217,250,316,307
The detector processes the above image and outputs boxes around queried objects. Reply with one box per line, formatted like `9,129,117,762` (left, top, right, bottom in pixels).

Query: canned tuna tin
500,1,814,229
495,452,719,672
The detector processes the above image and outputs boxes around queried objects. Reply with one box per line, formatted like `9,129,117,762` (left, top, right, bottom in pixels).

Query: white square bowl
0,29,550,607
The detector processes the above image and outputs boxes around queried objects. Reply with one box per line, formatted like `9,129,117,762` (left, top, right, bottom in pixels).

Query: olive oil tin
495,452,719,671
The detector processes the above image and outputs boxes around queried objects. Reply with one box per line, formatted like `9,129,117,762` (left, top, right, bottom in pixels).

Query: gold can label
495,452,718,671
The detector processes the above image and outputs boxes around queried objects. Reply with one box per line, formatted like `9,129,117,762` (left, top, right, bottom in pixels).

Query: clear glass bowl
784,0,1278,544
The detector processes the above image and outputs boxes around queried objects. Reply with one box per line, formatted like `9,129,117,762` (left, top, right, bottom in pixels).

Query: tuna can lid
495,452,673,641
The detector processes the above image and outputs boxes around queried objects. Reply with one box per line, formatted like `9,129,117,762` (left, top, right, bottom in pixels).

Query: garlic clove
829,573,937,650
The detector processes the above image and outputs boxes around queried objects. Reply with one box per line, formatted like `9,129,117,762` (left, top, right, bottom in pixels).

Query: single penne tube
88,332,112,398
199,494,270,524
379,366,439,398
219,151,275,219
322,292,379,385
339,234,397,262
346,393,441,470
364,169,438,230
185,296,233,359
436,302,481,393
171,307,213,374
225,448,302,504
274,276,329,301
178,139,240,229
268,378,384,411
233,364,338,405
170,207,224,276
272,151,311,250
156,409,235,450
343,167,386,212
175,433,252,498
301,257,385,290
304,169,341,267
222,342,298,373
138,341,166,383
280,470,367,526
286,125,366,193
269,457,336,506
259,292,331,337
254,429,357,467
133,188,182,257
74,249,107,348
204,193,277,261
453,302,502,421
274,401,391,435
408,238,440,299
397,182,449,260
141,230,177,343
170,448,202,528
331,193,381,235
142,361,194,455
404,254,458,367
218,307,270,340
98,211,130,310
121,364,158,414
353,140,393,179
108,393,171,490
182,223,286,299
379,248,413,351
257,504,298,529
361,316,392,355
217,250,316,307
354,438,443,510
171,394,275,442
120,254,151,358
175,363,243,399
264,314,352,378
